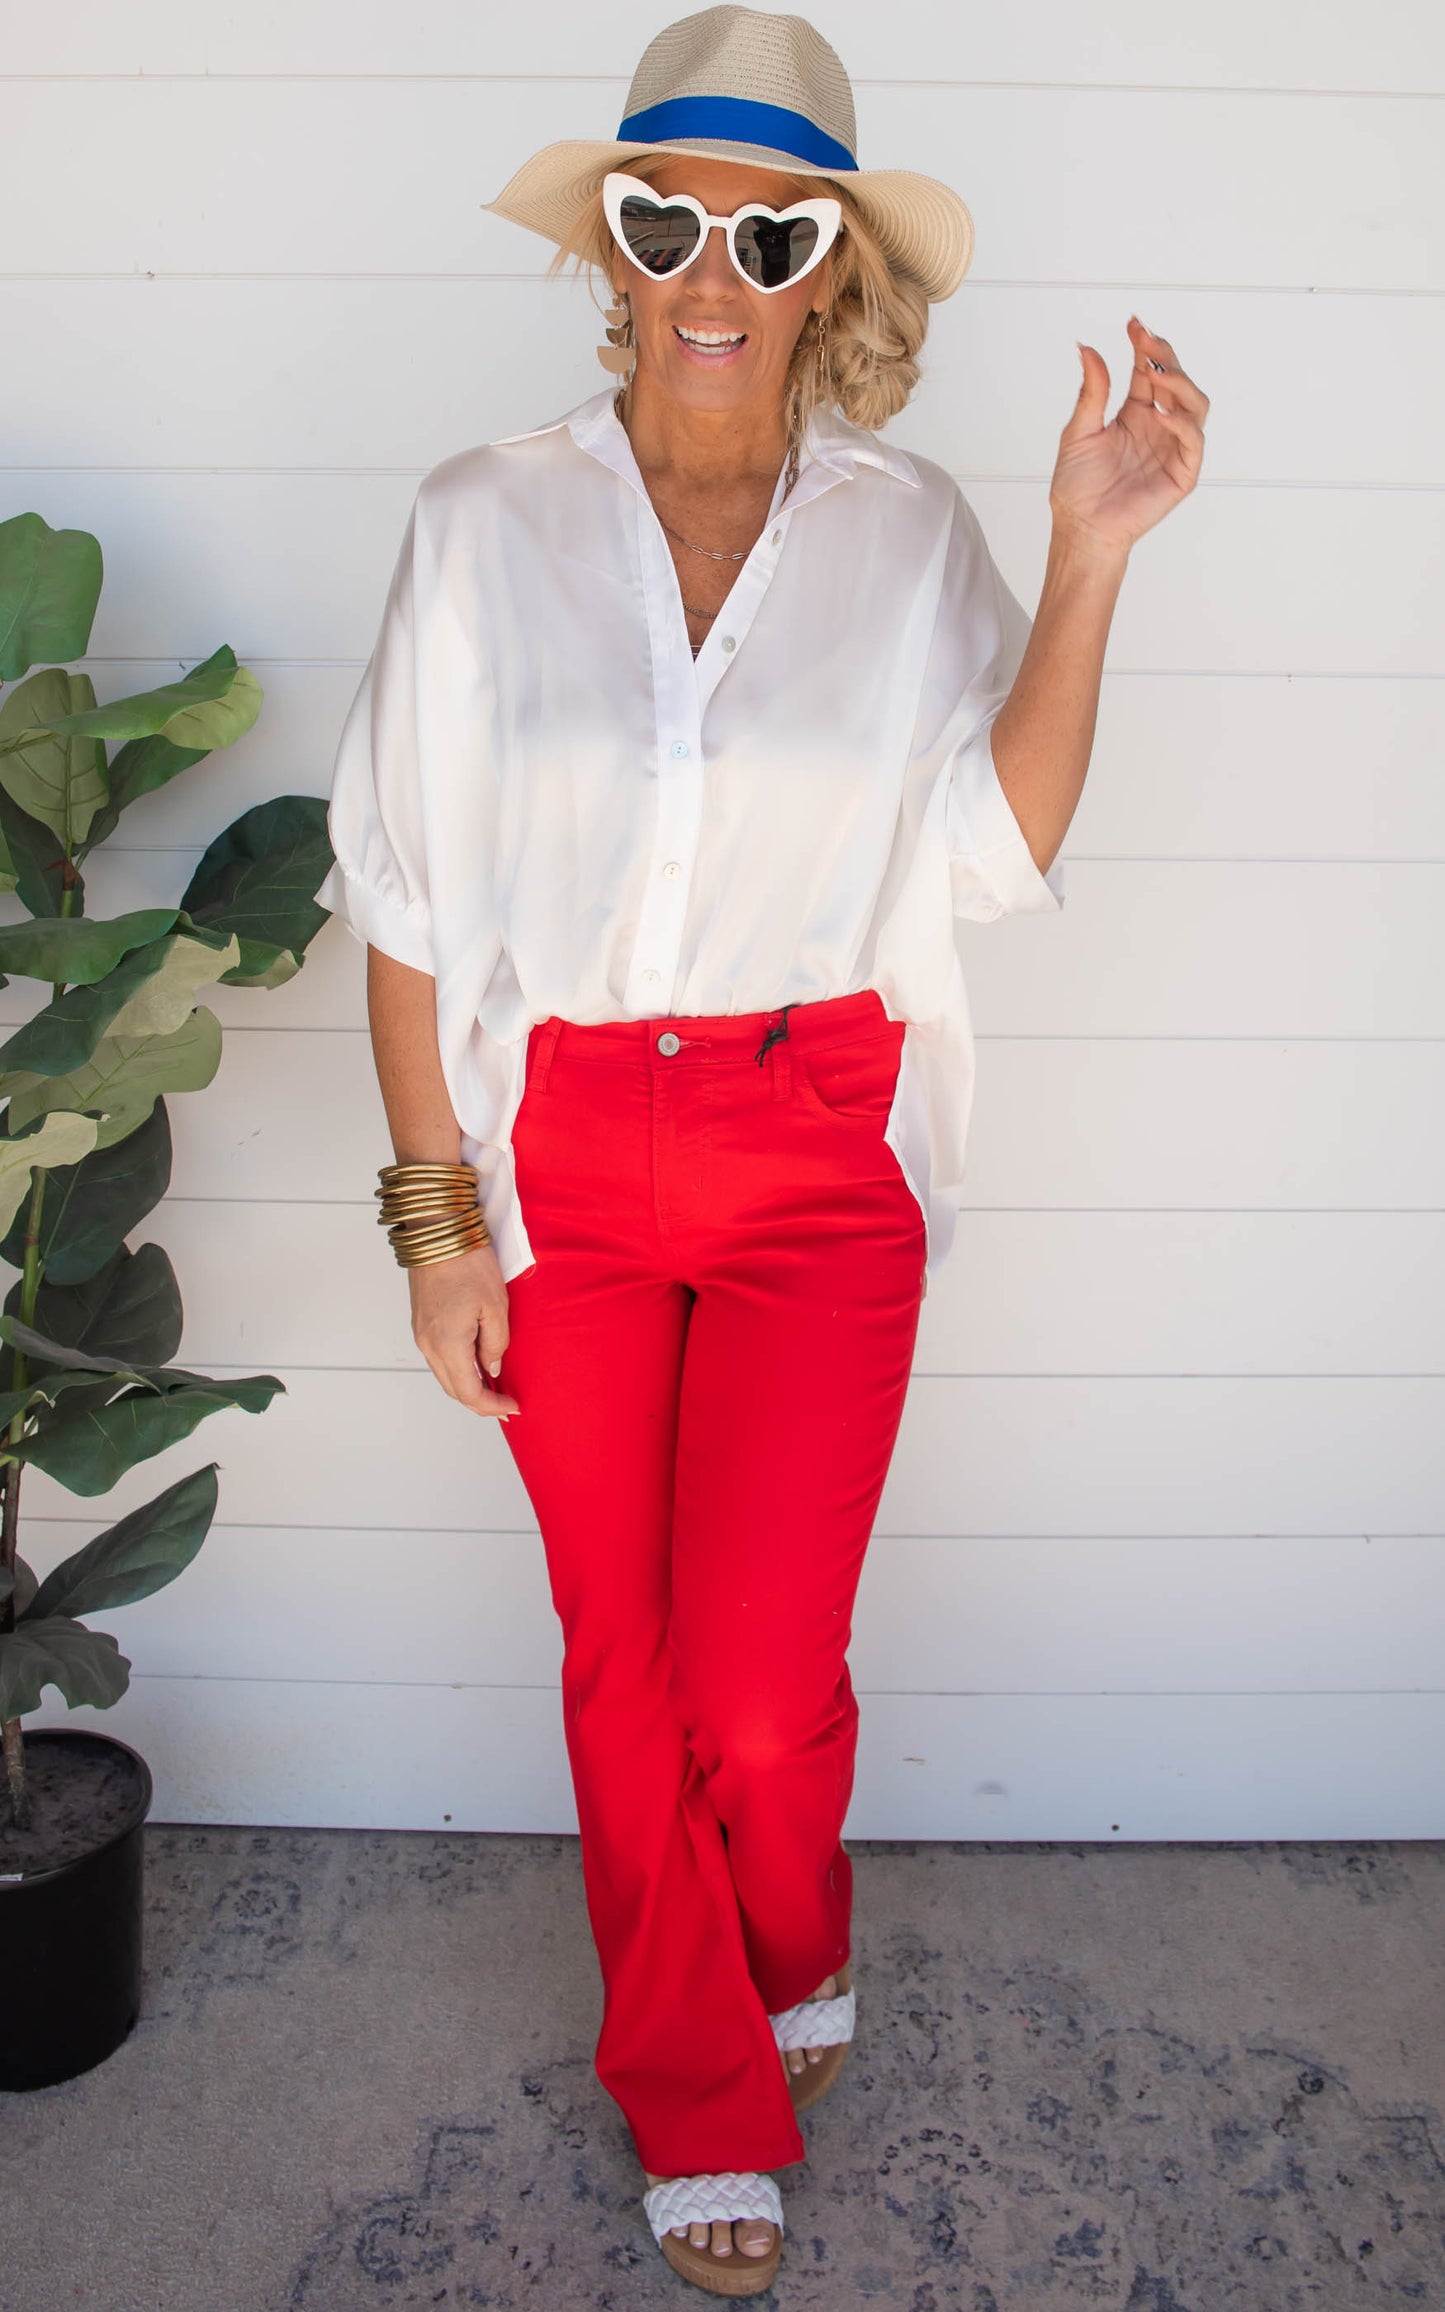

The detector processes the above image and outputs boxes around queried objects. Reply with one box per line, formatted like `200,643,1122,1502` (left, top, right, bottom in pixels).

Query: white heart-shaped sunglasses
602,170,842,295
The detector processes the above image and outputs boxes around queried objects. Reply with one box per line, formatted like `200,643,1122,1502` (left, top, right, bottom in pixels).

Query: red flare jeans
494,986,928,2176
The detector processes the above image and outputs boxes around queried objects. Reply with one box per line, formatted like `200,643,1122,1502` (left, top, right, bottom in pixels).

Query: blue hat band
616,94,858,174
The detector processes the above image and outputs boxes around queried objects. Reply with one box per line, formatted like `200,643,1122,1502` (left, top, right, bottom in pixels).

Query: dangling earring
814,305,831,393
598,287,635,376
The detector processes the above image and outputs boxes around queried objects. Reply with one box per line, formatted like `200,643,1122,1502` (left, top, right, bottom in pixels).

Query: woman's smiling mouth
673,323,748,362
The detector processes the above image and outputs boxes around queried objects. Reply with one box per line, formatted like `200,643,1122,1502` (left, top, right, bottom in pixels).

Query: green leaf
0,1110,101,1234
180,794,334,979
5,1369,283,1494
0,783,83,917
103,930,240,1039
24,1463,219,1621
0,1362,148,1428
0,929,241,1080
0,1556,39,1615
2,1240,182,1377
0,1310,156,1375
42,646,262,755
0,812,16,900
0,1097,171,1288
77,733,209,856
0,933,171,1077
225,940,301,990
0,909,178,987
0,1615,130,1719
0,667,109,846
2,1003,223,1150
0,514,103,682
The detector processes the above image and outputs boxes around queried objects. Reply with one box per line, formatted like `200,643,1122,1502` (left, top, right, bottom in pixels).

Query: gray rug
5,1831,1444,2308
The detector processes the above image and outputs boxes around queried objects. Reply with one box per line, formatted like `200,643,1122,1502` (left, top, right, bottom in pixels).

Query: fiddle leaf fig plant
0,510,338,1828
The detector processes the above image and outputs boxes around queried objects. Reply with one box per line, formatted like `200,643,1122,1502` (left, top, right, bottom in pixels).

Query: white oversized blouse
316,385,1065,1296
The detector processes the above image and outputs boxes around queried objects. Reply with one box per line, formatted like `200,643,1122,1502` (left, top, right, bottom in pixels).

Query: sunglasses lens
617,196,702,275
732,213,820,288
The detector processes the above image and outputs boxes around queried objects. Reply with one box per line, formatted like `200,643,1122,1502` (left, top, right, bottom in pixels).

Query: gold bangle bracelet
376,1193,480,1221
386,1209,489,1243
390,1213,490,1245
378,1162,477,1184
392,1221,492,1268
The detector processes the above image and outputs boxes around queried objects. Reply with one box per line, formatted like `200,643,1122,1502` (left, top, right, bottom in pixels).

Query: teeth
676,326,745,346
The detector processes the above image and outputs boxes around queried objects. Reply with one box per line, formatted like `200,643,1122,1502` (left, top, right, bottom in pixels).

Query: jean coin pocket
798,1034,901,1121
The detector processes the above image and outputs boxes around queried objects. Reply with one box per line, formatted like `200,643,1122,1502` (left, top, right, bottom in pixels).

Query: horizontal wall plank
104,1202,1445,1376
13,1369,1441,1537
25,1679,1445,1838
24,660,1445,863
2,82,1439,290
3,471,1440,675
952,863,1445,1038
8,2,1442,91
21,1525,1443,1697
7,1,1441,88
5,279,1442,491
1070,674,1445,860
969,1038,1445,1210
6,851,1439,1039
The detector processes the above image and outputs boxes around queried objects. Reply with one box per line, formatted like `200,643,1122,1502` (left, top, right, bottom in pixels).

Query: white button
644,967,661,984
663,860,682,878
657,1031,681,1055
771,528,783,546
720,636,736,654
670,740,689,759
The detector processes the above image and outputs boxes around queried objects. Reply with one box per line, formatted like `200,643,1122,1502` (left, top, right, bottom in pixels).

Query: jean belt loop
530,1016,564,1093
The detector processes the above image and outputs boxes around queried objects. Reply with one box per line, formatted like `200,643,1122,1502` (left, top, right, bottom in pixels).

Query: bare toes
737,2220,775,2257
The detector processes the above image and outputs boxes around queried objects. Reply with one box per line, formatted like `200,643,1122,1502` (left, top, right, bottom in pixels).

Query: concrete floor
5,1830,1445,2309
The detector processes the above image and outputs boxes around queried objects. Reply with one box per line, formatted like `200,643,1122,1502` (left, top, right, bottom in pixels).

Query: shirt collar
491,386,922,501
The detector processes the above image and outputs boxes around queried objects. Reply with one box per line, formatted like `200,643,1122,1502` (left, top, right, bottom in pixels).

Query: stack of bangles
375,1160,492,1268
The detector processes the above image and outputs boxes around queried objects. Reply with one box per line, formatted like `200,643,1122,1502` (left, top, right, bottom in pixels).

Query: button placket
618,460,840,1016
624,501,706,1015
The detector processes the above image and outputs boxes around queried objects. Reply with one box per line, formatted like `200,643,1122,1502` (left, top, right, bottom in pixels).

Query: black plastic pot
0,1727,154,2091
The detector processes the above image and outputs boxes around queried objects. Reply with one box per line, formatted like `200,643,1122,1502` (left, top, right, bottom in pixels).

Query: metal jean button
657,1031,681,1055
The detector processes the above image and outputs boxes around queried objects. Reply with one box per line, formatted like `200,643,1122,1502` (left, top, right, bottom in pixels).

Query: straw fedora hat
482,3,975,302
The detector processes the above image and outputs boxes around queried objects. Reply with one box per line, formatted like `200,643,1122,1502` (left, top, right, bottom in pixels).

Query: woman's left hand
1049,316,1209,559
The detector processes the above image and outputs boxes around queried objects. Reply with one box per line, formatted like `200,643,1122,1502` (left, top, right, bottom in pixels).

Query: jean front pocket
796,1030,903,1122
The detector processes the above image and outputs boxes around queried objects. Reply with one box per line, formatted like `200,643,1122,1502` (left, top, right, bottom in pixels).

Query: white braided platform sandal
769,1958,855,2111
642,2170,785,2295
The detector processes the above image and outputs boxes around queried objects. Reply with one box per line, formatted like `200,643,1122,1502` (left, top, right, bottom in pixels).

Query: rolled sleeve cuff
946,715,1066,922
315,858,435,976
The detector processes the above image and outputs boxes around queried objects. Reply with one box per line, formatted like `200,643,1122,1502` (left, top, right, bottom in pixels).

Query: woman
316,6,1207,2293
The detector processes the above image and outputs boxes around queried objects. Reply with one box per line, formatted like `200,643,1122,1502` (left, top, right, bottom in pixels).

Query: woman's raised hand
1049,315,1209,559
409,1243,520,1420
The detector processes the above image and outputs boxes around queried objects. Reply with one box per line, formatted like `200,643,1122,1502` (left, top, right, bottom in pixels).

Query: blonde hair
546,152,930,459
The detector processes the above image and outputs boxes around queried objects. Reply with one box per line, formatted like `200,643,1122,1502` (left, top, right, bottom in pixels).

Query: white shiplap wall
7,3,1444,1837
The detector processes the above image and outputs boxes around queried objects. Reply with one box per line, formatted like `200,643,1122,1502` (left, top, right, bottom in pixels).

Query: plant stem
1,937,70,1832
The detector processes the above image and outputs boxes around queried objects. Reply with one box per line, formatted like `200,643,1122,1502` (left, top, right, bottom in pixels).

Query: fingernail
488,1359,501,1376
